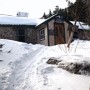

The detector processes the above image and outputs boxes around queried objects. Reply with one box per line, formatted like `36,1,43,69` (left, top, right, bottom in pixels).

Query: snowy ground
0,39,90,90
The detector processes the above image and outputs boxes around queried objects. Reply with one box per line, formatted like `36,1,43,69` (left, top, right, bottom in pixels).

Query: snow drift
0,39,90,90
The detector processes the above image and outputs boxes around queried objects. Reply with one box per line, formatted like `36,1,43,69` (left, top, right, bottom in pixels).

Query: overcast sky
0,0,75,18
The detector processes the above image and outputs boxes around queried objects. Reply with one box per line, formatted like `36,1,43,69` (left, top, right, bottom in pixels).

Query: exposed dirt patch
58,61,90,75
47,58,90,75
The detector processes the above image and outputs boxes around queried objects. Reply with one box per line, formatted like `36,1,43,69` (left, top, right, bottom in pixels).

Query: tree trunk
67,20,77,48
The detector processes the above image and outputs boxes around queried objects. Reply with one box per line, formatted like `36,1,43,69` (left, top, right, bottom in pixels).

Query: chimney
17,12,29,17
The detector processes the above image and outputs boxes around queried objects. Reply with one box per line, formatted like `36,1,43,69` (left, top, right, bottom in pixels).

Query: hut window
39,29,45,40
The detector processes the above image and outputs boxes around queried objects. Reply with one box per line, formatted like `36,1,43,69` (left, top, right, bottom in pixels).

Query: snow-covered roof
70,21,90,30
0,15,45,26
36,14,61,27
36,14,71,27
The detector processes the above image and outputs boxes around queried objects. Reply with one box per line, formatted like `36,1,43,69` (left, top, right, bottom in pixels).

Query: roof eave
0,24,36,28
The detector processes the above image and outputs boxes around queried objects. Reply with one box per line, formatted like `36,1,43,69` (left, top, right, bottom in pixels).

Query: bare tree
66,0,88,48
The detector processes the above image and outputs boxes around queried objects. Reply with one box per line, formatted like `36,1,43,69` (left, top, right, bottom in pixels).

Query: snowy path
0,45,47,90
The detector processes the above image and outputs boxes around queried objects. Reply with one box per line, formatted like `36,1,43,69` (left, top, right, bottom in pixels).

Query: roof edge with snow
0,15,45,26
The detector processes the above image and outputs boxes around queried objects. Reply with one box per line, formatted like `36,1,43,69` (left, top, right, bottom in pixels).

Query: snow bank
0,39,90,90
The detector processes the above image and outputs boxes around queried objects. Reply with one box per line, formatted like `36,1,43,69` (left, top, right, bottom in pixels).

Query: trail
0,45,47,90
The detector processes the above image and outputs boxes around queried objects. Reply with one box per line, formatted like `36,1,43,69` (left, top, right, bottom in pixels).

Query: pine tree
53,6,59,14
48,10,52,17
42,12,47,19
67,0,87,22
86,0,90,24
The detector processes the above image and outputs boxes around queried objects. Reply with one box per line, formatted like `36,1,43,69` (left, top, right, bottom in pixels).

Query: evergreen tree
67,0,87,22
48,10,52,17
53,6,59,14
41,0,88,22
86,0,90,24
42,12,47,19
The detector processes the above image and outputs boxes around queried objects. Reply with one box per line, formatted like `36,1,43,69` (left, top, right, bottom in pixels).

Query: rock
46,58,61,65
0,44,4,48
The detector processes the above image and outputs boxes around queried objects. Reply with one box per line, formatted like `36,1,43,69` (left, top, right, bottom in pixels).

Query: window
39,29,45,40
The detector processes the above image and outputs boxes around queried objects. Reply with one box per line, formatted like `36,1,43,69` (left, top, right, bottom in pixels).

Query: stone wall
0,26,37,44
0,26,17,40
78,30,90,40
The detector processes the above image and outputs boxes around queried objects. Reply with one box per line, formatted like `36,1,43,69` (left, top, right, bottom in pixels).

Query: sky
0,0,75,18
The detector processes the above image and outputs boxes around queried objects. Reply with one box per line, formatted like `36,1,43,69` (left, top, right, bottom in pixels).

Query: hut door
18,29,25,42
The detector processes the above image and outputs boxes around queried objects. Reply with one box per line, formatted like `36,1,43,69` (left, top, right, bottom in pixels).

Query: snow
0,39,90,90
70,21,90,30
0,15,45,25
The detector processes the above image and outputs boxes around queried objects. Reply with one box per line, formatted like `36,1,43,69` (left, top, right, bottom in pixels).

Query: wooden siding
48,20,55,46
37,24,48,45
64,21,70,43
26,28,37,44
54,23,65,44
